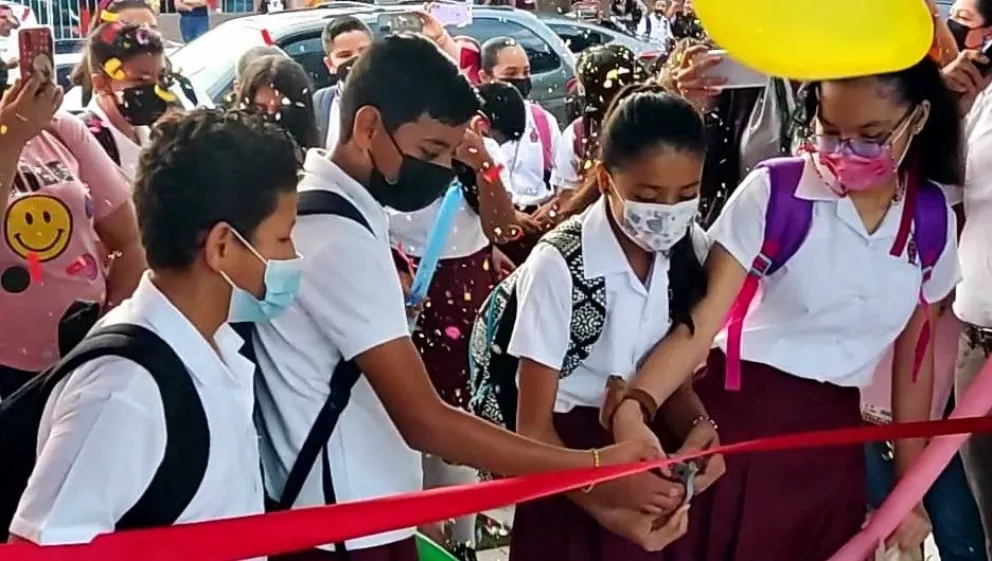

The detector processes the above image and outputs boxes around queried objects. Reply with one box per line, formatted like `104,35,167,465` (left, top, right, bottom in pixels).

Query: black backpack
240,190,369,554
468,218,607,432
0,323,209,541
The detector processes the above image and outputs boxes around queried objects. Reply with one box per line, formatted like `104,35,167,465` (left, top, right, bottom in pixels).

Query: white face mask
614,191,699,253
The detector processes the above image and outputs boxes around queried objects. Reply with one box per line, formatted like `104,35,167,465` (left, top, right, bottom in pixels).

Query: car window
280,33,333,91
445,17,561,74
170,24,265,101
546,22,607,53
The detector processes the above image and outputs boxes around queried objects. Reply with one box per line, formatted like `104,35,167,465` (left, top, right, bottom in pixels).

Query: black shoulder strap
19,324,207,531
70,110,122,167
101,324,209,530
297,190,372,234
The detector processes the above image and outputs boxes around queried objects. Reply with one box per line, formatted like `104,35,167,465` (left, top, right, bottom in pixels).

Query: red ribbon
3,415,992,561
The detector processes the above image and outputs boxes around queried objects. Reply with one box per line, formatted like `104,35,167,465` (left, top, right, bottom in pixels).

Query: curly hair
134,109,302,270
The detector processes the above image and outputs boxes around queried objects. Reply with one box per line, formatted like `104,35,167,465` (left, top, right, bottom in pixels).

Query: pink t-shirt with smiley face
0,114,130,372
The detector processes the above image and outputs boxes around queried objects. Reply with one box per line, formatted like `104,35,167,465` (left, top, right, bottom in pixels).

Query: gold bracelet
581,448,601,493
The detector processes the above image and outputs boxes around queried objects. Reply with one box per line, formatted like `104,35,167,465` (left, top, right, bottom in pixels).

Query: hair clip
102,57,126,80
154,84,177,102
99,10,118,22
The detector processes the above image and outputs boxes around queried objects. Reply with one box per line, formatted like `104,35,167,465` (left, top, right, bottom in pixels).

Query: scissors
669,462,699,506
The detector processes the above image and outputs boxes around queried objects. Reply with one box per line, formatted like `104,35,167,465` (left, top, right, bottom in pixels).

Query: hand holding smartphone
18,26,53,84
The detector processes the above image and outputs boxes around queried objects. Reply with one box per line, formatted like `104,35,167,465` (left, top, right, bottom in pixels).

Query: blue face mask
221,229,302,323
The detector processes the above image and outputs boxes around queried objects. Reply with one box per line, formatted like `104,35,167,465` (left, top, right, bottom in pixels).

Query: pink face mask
810,109,917,196
814,149,897,196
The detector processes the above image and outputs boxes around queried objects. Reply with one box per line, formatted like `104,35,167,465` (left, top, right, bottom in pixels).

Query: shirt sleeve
551,123,581,190
921,203,961,304
301,217,410,361
705,167,771,270
49,114,130,221
507,244,573,370
9,357,166,545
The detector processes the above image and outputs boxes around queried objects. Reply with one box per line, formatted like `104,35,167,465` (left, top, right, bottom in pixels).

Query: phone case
18,26,54,83
429,3,472,27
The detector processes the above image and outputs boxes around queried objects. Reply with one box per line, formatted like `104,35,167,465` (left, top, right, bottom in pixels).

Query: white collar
123,272,252,387
298,148,390,237
85,96,151,147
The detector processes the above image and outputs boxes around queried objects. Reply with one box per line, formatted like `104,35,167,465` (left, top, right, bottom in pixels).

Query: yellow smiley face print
4,194,73,262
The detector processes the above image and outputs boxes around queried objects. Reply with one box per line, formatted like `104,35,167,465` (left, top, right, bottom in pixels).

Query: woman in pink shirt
0,74,144,398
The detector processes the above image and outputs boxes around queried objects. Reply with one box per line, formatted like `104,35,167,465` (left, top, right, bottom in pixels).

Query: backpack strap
724,157,813,390
108,324,209,530
571,118,585,163
297,189,371,233
538,218,607,377
891,174,948,383
70,110,122,167
268,189,372,556
38,323,206,530
530,103,553,173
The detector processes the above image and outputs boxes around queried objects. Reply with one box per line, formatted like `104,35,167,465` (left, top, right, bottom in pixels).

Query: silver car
540,14,664,66
170,2,577,121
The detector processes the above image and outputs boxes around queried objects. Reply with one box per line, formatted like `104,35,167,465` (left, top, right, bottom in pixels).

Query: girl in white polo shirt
508,84,713,561
613,55,963,561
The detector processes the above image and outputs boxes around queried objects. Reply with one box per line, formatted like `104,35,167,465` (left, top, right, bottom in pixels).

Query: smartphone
18,26,53,83
702,49,768,89
429,2,472,27
976,40,992,75
376,13,424,34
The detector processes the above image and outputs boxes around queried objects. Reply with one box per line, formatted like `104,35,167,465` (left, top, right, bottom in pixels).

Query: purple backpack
724,157,948,390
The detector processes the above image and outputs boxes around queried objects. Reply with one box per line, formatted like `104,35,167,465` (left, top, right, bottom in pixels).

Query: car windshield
170,23,266,98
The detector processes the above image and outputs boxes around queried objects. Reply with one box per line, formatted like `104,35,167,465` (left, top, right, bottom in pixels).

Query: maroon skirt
663,350,866,561
509,407,671,561
412,245,499,410
271,537,417,561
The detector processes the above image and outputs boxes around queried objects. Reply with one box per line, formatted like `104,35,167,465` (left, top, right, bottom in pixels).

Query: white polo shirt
254,149,418,551
500,102,561,207
954,88,992,328
9,273,262,547
387,137,510,259
324,93,343,150
507,198,708,412
550,118,584,191
710,155,960,387
84,99,151,181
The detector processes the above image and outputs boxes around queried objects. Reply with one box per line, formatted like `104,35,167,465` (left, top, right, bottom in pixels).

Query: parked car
540,14,663,65
170,2,577,121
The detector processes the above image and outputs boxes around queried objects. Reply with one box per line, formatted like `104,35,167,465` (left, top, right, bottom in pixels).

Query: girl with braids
547,44,646,220
77,21,177,179
506,83,716,561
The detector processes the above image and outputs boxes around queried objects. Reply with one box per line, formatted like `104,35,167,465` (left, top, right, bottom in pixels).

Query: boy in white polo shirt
6,109,302,546
253,35,656,561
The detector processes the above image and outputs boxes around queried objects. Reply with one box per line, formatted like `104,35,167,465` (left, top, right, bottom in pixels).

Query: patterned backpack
468,218,607,431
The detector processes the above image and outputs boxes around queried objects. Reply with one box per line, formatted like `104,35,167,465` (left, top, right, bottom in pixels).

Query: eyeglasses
809,109,915,158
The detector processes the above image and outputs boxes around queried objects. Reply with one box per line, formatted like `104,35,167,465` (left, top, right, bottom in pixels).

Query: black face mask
504,77,533,100
947,18,977,49
116,83,169,126
368,130,455,212
330,57,357,88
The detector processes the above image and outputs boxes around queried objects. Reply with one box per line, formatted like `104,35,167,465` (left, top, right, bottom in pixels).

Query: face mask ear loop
228,226,268,267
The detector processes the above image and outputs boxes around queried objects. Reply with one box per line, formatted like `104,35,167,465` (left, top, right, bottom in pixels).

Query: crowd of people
2,0,992,561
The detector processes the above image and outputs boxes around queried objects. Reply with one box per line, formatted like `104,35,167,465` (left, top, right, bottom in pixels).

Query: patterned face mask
612,184,698,252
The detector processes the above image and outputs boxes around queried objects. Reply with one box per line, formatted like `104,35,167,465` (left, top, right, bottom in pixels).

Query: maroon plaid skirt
412,245,499,410
663,350,867,561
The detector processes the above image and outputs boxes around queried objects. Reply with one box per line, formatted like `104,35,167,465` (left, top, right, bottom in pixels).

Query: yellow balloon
693,0,935,80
